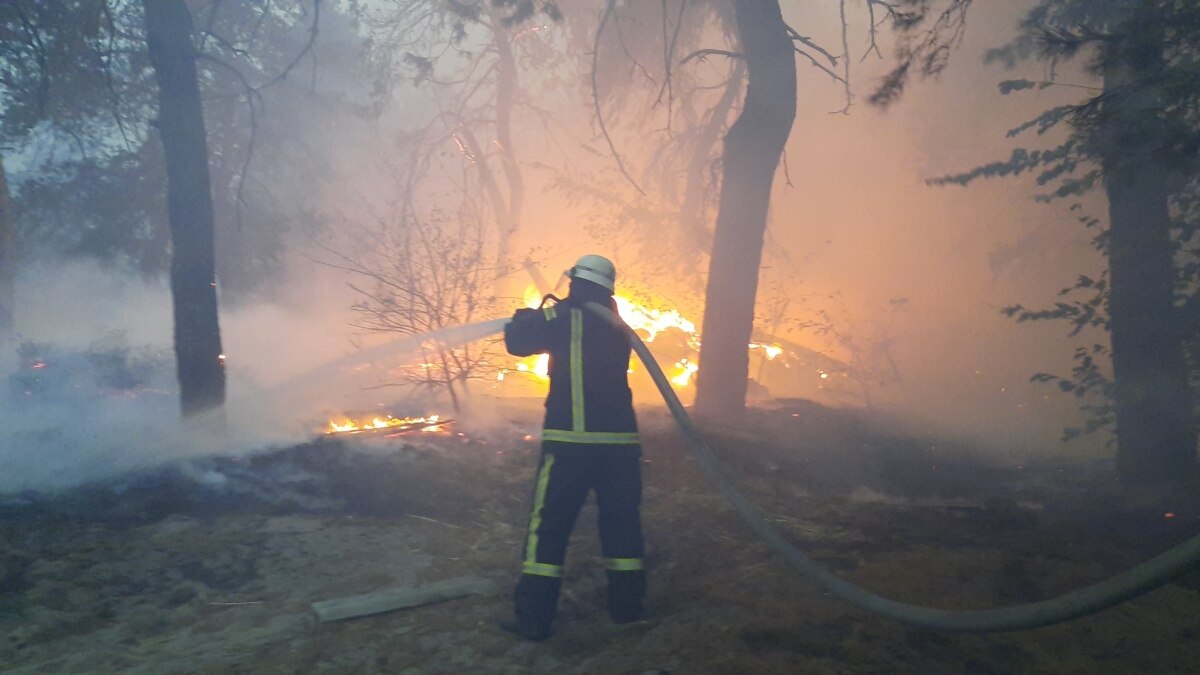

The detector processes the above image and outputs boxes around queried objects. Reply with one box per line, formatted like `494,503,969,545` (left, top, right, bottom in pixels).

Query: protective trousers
515,448,645,629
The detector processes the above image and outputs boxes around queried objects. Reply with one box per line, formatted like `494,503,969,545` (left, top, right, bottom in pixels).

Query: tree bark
694,0,795,418
143,0,226,417
1102,56,1196,484
0,154,14,335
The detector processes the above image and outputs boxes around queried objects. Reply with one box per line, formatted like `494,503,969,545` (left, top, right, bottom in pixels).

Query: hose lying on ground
582,301,1200,632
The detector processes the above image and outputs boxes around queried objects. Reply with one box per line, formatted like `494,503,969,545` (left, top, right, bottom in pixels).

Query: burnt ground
2,399,1200,674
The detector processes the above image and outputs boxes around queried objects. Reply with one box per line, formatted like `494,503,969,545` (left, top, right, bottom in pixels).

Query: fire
505,285,789,390
327,414,444,434
671,358,699,386
613,296,696,343
750,342,783,360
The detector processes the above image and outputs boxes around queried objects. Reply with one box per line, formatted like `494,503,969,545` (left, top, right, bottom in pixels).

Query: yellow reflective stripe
605,558,644,572
524,454,556,566
543,306,557,320
522,561,565,577
570,308,585,432
542,429,640,444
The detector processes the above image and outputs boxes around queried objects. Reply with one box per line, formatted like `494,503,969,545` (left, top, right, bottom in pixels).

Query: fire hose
576,301,1200,632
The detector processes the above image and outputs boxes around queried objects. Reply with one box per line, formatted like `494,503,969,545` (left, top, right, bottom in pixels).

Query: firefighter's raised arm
504,306,554,357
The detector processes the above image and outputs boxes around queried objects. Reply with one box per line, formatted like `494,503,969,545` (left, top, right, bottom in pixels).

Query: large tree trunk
1101,49,1196,484
143,0,226,417
0,154,14,336
1106,163,1194,484
694,0,795,418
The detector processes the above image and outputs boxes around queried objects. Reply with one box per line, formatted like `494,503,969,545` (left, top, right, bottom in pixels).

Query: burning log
326,414,450,436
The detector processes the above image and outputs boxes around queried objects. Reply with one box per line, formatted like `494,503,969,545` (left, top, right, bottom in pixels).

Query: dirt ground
2,400,1199,674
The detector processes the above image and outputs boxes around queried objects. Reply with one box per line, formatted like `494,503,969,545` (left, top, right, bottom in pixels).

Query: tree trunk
0,154,14,336
1101,56,1196,484
694,0,795,418
143,0,226,417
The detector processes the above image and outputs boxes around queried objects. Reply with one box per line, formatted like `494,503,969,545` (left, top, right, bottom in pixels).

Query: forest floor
2,399,1200,674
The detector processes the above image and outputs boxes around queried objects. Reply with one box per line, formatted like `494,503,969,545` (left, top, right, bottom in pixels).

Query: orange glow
671,358,699,386
750,342,783,360
504,287,815,391
614,296,696,343
327,414,443,434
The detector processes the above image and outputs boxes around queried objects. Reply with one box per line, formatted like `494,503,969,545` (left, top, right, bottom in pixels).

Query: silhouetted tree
559,1,966,417
929,0,1200,484
693,0,795,418
143,0,225,417
1,0,333,416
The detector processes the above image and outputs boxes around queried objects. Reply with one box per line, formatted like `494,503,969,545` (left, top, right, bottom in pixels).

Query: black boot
506,574,560,641
607,569,646,623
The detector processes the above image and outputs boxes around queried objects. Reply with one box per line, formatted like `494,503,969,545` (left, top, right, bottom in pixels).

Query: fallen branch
311,576,495,622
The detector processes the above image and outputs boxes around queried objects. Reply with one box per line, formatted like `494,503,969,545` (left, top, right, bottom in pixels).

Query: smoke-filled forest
2,1,1199,672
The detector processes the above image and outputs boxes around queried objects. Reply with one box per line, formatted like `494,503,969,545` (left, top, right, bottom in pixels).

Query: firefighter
500,254,645,641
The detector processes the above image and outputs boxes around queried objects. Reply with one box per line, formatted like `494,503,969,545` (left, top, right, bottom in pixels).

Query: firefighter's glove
505,307,545,356
512,307,539,322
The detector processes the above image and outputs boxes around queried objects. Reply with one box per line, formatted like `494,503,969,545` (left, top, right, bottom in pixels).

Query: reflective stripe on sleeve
543,306,557,320
604,558,644,572
570,308,585,431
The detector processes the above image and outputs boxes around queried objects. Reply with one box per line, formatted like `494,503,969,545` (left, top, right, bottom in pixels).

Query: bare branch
863,0,898,61
786,25,838,65
680,48,744,66
196,53,262,230
652,0,689,128
833,0,852,114
794,47,845,84
98,2,134,149
257,0,322,90
592,0,645,196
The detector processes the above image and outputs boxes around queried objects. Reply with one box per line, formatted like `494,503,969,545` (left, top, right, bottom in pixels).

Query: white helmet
568,254,616,292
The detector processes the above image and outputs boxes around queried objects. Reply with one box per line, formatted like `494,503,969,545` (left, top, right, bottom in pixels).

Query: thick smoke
0,259,499,493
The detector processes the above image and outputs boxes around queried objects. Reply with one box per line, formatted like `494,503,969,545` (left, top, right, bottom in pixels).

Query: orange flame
504,286,787,389
327,414,443,434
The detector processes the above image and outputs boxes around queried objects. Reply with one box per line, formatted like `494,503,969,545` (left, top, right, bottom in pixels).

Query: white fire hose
575,301,1200,632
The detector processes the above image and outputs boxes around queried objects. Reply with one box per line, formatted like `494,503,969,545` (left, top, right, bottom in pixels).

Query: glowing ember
327,414,444,434
503,353,549,382
671,358,699,386
614,296,696,343
750,342,783,360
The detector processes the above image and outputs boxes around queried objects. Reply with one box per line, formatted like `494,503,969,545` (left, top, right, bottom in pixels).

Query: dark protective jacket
504,287,639,451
